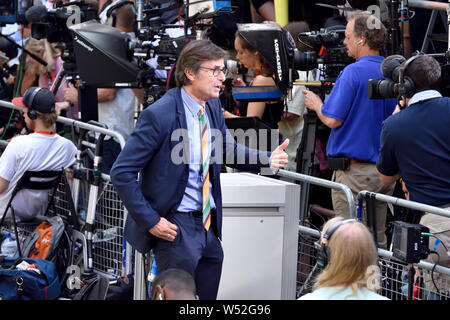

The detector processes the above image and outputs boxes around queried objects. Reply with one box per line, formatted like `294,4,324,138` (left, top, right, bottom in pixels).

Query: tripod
296,109,319,223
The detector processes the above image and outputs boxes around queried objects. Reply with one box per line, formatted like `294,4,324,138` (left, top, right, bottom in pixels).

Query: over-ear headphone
381,53,423,99
316,219,357,269
26,87,43,120
397,53,423,98
106,0,134,27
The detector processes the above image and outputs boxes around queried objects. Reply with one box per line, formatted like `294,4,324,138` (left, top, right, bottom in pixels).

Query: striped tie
199,107,211,230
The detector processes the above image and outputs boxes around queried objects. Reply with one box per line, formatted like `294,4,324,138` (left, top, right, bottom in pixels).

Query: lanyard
34,130,56,135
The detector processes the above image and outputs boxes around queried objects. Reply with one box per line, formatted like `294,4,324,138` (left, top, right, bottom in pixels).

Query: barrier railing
296,192,450,300
357,190,450,219
0,100,126,148
278,169,356,218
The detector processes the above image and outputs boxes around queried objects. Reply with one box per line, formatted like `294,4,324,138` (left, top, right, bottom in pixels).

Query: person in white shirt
0,87,76,222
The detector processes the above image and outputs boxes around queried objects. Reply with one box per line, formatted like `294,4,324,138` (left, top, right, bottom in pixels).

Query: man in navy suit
110,39,289,300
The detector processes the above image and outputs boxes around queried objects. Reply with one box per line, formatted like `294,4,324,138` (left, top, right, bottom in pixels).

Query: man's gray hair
349,11,387,51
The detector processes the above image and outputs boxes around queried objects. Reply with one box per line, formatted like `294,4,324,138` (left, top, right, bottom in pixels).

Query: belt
177,211,202,216
350,158,374,165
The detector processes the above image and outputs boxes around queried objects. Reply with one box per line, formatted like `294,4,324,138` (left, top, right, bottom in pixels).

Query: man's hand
64,83,78,103
302,89,323,112
55,101,70,115
392,99,405,115
149,217,178,242
302,89,342,129
270,138,289,170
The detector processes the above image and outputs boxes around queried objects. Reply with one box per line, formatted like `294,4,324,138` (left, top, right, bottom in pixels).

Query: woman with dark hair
223,31,283,130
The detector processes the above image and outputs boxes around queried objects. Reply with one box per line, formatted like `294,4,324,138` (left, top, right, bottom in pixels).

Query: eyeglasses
199,66,227,77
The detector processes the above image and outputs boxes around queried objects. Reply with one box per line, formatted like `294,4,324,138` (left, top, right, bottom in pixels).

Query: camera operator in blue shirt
303,11,396,249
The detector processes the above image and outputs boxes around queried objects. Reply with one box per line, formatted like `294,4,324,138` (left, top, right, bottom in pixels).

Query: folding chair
0,170,63,257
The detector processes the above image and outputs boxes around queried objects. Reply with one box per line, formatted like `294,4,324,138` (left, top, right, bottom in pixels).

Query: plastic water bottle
1,233,18,258
147,253,158,299
92,227,118,243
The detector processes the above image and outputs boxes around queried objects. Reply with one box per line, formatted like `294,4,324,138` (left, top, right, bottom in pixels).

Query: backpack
22,216,65,260
21,216,73,285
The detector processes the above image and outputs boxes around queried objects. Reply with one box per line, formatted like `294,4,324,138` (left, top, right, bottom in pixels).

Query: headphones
106,0,134,27
356,39,363,45
316,219,357,269
381,53,424,99
26,87,43,120
397,53,424,98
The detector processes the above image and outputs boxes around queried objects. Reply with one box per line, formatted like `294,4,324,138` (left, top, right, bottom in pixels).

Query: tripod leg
296,111,318,222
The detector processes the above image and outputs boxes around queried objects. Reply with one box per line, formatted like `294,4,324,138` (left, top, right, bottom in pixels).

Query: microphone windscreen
25,5,48,23
381,55,405,81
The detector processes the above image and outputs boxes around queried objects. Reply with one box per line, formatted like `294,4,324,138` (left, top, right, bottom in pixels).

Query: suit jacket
110,87,271,253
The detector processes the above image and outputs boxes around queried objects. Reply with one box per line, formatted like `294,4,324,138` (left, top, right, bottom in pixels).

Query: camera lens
368,78,398,99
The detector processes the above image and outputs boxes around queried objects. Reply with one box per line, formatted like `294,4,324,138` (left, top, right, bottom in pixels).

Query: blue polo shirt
322,55,396,163
377,94,450,207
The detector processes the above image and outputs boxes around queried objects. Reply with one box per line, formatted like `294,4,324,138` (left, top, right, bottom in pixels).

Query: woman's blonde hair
314,217,379,297
25,38,60,75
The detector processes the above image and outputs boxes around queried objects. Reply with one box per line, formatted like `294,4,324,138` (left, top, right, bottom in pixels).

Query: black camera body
392,221,430,264
297,27,354,83
27,2,97,44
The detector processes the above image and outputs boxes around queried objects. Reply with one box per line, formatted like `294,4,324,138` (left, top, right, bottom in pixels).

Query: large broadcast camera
234,23,353,100
368,52,450,100
25,1,98,81
23,0,237,114
296,26,354,94
27,1,97,44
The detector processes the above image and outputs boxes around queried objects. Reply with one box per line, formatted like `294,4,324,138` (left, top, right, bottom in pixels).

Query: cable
422,232,449,254
0,48,25,140
428,251,441,297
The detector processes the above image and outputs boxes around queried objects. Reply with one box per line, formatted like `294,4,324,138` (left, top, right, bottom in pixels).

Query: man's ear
185,68,195,81
155,285,164,300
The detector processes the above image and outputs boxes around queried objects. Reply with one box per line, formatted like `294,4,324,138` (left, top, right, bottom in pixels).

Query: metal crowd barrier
296,191,450,300
0,100,126,148
277,169,358,298
0,103,134,292
278,169,356,218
